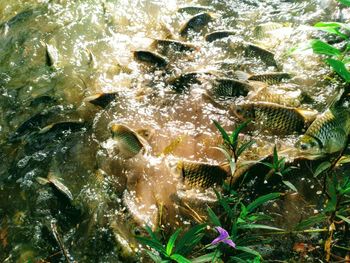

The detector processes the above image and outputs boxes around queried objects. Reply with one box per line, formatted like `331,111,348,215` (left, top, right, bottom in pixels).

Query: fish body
232,102,314,134
110,124,147,158
85,92,118,108
179,12,214,37
296,108,350,159
245,44,277,67
133,50,168,68
210,78,253,98
253,22,284,39
176,160,229,188
151,39,198,54
178,6,213,14
205,30,235,42
236,72,291,84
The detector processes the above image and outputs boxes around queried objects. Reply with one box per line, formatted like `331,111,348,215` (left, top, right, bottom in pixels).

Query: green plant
261,145,297,192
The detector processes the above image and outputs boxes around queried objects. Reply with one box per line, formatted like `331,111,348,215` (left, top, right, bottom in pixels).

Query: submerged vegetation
1,0,350,262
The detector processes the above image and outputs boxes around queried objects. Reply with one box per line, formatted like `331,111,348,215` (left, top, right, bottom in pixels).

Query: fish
110,124,148,158
205,30,236,42
248,86,305,107
38,121,87,134
177,6,214,15
167,71,218,92
85,92,118,108
208,78,255,98
295,107,350,159
37,174,73,201
133,50,168,68
175,160,229,188
235,71,291,84
44,43,58,67
179,12,214,37
232,102,318,135
150,39,198,55
253,22,284,39
245,43,278,67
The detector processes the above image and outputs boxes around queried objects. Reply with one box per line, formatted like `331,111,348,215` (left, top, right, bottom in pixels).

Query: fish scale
177,161,228,188
234,102,307,134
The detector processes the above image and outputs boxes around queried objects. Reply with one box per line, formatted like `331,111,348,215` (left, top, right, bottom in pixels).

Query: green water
0,0,346,262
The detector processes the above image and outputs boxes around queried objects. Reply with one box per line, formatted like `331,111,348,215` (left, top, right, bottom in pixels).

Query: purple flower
211,226,236,248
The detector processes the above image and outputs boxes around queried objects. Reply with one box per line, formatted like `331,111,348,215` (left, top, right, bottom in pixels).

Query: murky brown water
0,0,348,262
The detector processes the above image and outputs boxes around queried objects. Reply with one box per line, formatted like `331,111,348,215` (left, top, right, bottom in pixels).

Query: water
0,0,346,261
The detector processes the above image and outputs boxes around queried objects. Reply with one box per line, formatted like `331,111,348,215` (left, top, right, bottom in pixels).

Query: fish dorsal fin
36,177,49,185
160,21,176,39
295,109,319,123
234,70,250,81
327,86,345,109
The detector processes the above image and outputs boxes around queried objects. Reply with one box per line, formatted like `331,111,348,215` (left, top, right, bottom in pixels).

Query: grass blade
175,224,206,255
212,120,230,143
170,254,191,263
191,251,222,263
207,206,221,226
336,214,350,225
246,193,280,213
295,214,327,230
166,228,182,256
311,39,341,57
235,246,261,258
326,58,350,82
237,224,284,231
136,236,166,255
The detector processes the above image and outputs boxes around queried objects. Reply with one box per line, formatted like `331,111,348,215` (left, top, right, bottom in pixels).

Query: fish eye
300,143,309,150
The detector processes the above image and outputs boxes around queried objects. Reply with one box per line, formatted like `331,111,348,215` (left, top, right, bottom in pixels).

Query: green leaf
295,214,327,230
235,246,262,258
175,224,206,255
311,39,341,57
207,207,221,226
273,145,278,169
191,251,222,263
282,180,298,192
230,120,251,151
237,224,284,231
166,228,182,256
213,146,231,161
237,140,255,157
326,58,350,82
336,214,350,225
213,120,230,144
145,225,161,243
230,256,249,263
146,251,163,263
136,236,166,255
170,254,191,263
260,162,274,169
246,193,281,213
337,0,350,7
314,161,332,177
314,22,349,39
325,175,338,212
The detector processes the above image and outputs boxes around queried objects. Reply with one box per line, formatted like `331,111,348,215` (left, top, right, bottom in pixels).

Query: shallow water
0,0,347,262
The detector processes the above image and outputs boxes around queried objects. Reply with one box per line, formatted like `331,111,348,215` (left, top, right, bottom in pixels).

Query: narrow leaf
326,58,350,82
295,214,327,230
191,251,222,263
170,254,191,263
237,140,255,157
146,251,163,263
207,207,221,226
213,120,230,144
338,0,350,7
166,228,182,256
314,161,332,177
311,39,341,57
175,224,206,255
237,224,284,231
230,120,250,151
136,236,166,255
235,246,261,257
282,180,298,192
336,214,350,225
314,22,349,39
246,193,280,213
